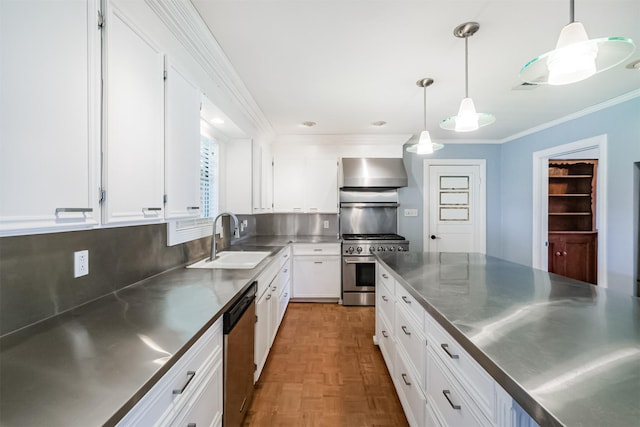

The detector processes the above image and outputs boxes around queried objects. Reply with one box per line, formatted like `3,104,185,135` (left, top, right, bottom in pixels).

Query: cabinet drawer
278,279,291,325
396,283,425,334
278,246,292,268
170,357,223,427
276,261,291,295
428,318,494,418
118,318,223,426
378,263,395,293
377,281,394,327
256,257,280,298
427,349,490,427
395,305,426,394
376,306,395,374
394,349,425,427
293,243,341,256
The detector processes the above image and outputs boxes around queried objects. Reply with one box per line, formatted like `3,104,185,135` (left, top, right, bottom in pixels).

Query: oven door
342,256,376,293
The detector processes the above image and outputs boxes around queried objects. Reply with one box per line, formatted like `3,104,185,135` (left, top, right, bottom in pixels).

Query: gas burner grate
342,233,406,241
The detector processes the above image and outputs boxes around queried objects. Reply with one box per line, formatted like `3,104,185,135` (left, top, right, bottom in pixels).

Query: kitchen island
376,252,640,427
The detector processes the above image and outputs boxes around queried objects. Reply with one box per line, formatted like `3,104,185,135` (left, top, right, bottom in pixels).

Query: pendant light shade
406,78,443,155
520,0,635,85
440,22,495,132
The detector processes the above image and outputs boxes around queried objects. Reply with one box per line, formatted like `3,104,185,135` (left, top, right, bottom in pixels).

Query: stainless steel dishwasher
223,281,256,427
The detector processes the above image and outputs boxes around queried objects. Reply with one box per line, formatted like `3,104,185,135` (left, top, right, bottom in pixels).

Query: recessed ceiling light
372,121,387,127
211,117,225,124
302,121,317,127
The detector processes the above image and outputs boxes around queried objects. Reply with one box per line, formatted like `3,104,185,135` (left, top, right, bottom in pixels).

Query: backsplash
255,213,339,236
0,224,211,336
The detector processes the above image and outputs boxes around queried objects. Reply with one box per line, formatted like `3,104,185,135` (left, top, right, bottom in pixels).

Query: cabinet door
164,61,201,220
305,157,338,213
0,0,100,235
254,291,270,382
223,139,252,214
272,155,305,212
549,234,597,284
292,256,341,298
104,7,164,224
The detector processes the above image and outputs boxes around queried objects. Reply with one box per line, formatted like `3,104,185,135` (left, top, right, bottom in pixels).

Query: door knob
430,235,437,240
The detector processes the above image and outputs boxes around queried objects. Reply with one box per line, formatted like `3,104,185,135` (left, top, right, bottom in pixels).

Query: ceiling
191,0,640,143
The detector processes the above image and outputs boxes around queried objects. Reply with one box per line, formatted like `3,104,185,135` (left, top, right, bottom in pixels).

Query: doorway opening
532,135,607,287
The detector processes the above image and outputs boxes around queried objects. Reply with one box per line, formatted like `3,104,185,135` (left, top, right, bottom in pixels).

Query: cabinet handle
401,373,411,386
308,207,318,211
266,294,272,300
382,295,388,302
284,269,288,273
313,248,323,252
143,207,162,212
314,261,323,264
555,251,562,256
187,424,196,427
401,325,411,336
293,207,303,211
442,390,461,410
284,293,288,298
173,371,196,395
187,206,200,210
272,286,277,291
382,273,389,279
401,296,411,304
563,251,567,256
55,207,93,214
440,343,459,359
381,330,389,338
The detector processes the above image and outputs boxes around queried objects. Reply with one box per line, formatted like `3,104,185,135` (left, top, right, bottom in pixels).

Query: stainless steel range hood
340,157,408,189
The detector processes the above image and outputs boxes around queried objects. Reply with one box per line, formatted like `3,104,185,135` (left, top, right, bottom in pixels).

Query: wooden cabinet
548,160,598,284
291,244,341,299
164,61,202,220
273,156,338,213
103,6,165,224
0,0,100,235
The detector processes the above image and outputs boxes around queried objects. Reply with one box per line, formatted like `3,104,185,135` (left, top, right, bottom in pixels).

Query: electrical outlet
323,220,330,229
404,209,418,217
74,250,89,278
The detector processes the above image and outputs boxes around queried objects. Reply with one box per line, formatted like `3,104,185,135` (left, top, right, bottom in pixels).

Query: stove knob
397,246,405,252
356,246,363,253
378,246,385,252
347,246,354,254
389,246,395,252
369,247,375,253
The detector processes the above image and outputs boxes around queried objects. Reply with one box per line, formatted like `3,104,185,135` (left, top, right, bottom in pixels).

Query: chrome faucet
210,212,240,261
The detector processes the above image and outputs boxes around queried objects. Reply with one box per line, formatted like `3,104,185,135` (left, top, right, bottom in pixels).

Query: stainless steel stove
341,233,409,306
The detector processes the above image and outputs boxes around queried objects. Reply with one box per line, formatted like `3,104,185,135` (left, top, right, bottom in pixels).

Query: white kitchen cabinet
117,317,223,426
292,244,341,299
223,138,253,214
254,286,271,383
273,156,338,213
103,6,165,224
0,0,100,235
252,140,273,213
164,61,201,220
164,61,201,219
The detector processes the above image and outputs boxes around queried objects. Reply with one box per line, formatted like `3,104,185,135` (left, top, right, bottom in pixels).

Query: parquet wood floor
243,303,409,427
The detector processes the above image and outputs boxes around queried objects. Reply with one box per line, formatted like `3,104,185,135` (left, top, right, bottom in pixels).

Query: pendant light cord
569,0,575,23
423,84,427,131
464,36,469,98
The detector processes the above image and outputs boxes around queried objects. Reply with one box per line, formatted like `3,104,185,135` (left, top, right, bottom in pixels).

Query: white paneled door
424,161,486,253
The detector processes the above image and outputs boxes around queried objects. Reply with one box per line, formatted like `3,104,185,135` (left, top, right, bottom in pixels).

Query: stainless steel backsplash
255,213,339,236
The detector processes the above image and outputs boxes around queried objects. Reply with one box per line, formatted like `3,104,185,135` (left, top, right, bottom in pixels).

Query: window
167,133,220,246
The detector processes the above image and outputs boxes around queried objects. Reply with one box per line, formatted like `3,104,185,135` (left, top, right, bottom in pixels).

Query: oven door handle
340,202,400,208
344,257,376,264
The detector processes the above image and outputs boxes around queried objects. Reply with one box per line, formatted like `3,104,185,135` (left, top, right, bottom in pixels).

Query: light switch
404,209,418,217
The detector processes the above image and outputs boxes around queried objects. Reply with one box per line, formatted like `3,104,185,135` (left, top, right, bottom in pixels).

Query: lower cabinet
117,317,223,426
375,262,539,427
548,232,597,284
292,244,341,299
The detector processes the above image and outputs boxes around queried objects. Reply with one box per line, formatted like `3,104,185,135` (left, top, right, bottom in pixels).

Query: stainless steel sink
187,251,271,269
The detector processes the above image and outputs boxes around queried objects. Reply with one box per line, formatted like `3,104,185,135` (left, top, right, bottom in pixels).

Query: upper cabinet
103,6,165,224
164,62,202,220
252,140,273,213
273,155,338,213
223,139,253,214
0,0,101,236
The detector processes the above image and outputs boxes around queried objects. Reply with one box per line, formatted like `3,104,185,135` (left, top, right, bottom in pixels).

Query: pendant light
520,0,635,85
440,22,495,132
406,78,443,154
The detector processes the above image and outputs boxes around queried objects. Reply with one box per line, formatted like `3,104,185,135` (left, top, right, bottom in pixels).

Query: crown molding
145,0,274,140
500,89,640,144
276,134,413,145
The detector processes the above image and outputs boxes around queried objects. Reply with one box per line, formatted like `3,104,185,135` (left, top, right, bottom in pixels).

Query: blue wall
401,96,640,295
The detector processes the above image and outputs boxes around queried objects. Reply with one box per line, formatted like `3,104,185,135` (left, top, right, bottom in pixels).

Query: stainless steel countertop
376,252,640,427
238,234,341,246
0,244,289,427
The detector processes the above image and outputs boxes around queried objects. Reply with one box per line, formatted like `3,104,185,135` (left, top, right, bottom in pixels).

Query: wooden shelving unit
548,160,598,284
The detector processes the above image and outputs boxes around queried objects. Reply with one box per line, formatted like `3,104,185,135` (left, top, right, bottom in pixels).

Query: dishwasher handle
223,281,256,334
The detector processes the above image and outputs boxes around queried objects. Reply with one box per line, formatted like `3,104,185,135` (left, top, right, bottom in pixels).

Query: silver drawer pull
187,206,200,210
313,248,323,251
401,373,411,386
443,390,461,410
401,326,411,336
441,343,459,359
143,207,162,212
173,371,196,395
284,293,288,298
314,261,323,264
55,207,93,214
272,286,277,291
187,424,196,427
382,295,388,302
381,330,389,338
284,269,288,273
382,273,388,279
401,296,411,304
266,294,272,300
